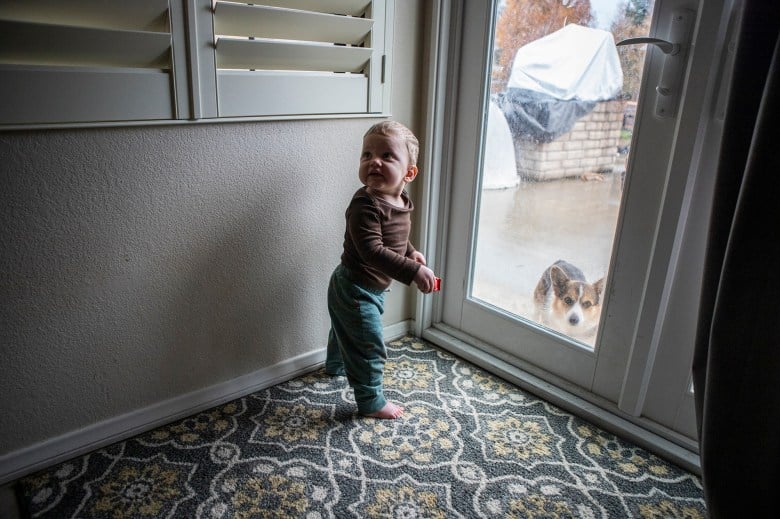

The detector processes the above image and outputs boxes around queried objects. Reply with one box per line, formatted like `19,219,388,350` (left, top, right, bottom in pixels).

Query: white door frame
415,0,738,473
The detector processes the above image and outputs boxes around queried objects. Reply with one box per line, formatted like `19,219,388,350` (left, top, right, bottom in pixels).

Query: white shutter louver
0,0,180,125
212,0,390,117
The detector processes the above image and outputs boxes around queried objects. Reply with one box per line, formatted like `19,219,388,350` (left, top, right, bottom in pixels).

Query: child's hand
410,250,427,265
413,265,437,293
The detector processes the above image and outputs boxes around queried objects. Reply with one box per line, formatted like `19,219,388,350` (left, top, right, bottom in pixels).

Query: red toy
433,277,442,291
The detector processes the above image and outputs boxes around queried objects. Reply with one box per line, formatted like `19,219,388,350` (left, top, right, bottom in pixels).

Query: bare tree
611,0,655,100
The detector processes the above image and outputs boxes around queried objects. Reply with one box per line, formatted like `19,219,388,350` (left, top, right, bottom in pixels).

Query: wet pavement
472,171,624,321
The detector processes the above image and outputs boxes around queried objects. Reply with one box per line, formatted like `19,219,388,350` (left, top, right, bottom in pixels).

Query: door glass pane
471,0,654,348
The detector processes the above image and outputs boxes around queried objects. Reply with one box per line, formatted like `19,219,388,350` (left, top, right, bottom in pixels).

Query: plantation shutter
0,0,393,127
210,0,392,118
0,0,188,126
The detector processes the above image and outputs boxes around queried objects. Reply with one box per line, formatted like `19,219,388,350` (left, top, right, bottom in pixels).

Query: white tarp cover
483,100,519,189
497,23,623,142
507,23,623,102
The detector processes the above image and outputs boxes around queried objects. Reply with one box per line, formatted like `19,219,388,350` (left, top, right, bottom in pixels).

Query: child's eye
361,151,371,159
382,152,394,159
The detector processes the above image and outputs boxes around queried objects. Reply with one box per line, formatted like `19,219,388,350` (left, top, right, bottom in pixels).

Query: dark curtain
692,1,780,517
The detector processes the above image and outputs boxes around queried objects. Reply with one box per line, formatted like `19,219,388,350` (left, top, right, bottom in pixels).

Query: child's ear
404,165,419,182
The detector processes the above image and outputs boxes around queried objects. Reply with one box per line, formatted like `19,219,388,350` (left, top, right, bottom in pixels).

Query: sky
590,0,621,29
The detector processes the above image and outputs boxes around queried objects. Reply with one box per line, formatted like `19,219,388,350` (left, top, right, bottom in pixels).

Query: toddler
326,121,437,419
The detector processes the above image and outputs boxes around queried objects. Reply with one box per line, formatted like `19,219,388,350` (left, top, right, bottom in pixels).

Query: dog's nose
569,315,579,325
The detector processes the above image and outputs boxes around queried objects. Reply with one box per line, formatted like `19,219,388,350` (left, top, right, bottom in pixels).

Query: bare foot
365,402,404,419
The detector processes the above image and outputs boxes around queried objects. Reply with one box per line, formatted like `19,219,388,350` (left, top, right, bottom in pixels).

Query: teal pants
326,265,387,415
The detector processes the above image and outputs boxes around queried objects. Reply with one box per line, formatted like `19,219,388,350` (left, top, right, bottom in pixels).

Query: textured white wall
0,2,425,459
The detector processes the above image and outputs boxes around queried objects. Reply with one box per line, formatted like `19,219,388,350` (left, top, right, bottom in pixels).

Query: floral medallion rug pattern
18,336,705,518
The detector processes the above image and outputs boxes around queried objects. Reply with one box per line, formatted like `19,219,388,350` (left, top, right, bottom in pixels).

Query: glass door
433,0,730,438
473,0,636,349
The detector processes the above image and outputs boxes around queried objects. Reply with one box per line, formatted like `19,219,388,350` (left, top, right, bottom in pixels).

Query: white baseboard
383,319,413,341
0,322,414,486
0,348,324,485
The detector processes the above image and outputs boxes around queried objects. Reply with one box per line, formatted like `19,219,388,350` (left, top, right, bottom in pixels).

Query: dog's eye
582,301,592,309
564,297,574,306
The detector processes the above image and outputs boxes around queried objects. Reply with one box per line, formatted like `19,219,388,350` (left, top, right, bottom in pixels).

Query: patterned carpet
17,335,705,518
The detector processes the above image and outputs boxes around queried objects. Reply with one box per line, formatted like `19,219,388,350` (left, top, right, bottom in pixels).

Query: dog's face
547,265,604,337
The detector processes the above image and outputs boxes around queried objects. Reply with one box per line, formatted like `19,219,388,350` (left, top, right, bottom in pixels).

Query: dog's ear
593,277,605,298
550,265,570,296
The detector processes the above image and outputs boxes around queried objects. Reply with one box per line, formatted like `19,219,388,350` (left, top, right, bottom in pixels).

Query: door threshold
422,325,701,475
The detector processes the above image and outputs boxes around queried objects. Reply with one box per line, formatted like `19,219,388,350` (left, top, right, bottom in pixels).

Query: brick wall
515,100,625,181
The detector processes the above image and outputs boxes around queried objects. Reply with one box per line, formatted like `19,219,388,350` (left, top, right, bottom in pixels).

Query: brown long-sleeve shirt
340,187,421,290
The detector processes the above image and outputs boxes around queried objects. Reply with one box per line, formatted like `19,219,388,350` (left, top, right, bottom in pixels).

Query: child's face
359,133,417,201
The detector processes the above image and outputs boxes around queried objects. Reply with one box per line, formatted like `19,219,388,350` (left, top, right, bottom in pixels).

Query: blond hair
364,120,420,166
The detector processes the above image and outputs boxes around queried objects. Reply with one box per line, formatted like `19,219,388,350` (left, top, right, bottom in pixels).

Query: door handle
615,9,695,118
617,37,679,56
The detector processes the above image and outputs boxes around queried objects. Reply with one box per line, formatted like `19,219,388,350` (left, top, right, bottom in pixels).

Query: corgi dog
533,260,605,339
